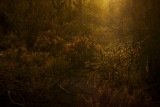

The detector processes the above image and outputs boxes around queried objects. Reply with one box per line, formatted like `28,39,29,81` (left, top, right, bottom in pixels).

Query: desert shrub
81,43,150,106
34,30,65,55
0,49,54,90
20,51,50,67
0,33,20,50
82,79,151,107
0,47,72,90
86,43,140,84
63,37,103,68
0,48,69,106
97,84,151,107
44,56,71,76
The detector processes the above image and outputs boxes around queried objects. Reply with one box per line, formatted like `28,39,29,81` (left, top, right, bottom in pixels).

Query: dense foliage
0,0,160,106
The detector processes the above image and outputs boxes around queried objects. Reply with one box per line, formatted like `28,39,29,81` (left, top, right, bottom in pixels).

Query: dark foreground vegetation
0,0,160,107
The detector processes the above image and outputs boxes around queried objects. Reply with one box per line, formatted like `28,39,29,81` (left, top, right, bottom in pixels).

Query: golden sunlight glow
0,0,158,106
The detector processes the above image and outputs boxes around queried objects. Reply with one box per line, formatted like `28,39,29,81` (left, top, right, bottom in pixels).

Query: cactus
51,0,66,24
65,0,72,14
64,0,72,21
52,0,66,16
64,0,72,11
73,0,86,27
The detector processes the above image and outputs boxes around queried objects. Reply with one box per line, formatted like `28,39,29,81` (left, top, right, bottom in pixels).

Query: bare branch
105,35,151,51
136,35,151,44
8,91,25,107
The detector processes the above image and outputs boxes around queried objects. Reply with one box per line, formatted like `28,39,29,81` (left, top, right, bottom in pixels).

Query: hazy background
0,0,160,106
